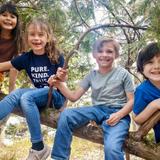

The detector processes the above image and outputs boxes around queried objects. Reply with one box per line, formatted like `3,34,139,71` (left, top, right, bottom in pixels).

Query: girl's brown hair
26,18,61,63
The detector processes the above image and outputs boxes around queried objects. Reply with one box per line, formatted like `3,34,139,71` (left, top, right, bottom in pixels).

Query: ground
0,115,144,160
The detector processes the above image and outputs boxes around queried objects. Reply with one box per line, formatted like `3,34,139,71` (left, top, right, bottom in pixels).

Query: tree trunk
0,93,160,160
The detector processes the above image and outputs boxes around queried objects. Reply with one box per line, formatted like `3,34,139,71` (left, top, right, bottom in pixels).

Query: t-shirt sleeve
133,88,149,115
123,70,134,92
79,72,91,91
11,53,27,71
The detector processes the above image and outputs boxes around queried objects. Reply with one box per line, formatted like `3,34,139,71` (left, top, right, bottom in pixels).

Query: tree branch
0,93,160,160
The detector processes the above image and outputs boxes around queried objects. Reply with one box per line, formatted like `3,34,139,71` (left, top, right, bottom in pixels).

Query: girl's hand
106,112,122,126
48,74,60,87
56,67,68,82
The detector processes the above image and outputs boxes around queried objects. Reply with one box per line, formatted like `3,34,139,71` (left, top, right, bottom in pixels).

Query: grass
0,136,145,160
0,135,104,160
0,138,30,160
0,115,145,160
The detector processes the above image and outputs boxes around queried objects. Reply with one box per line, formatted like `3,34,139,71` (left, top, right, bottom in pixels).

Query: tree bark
0,93,160,160
134,111,160,141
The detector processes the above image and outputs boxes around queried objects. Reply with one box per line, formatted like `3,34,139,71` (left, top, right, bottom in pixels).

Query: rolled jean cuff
31,137,43,143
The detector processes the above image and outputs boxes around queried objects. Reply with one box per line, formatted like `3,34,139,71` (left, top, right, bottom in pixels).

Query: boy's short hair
92,38,120,56
137,42,160,74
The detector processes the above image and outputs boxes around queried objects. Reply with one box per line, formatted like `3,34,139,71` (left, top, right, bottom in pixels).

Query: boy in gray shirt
48,38,134,160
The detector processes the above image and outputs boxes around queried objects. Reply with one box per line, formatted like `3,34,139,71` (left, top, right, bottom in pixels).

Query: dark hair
137,42,160,76
92,38,120,56
0,2,18,17
0,2,23,53
26,17,61,63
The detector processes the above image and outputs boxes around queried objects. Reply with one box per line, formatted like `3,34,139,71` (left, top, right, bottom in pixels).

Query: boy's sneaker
26,145,51,160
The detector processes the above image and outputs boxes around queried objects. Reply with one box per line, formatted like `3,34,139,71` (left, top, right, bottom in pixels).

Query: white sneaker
26,145,51,160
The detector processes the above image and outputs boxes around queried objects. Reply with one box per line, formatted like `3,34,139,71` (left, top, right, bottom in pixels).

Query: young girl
0,2,23,92
0,18,66,160
133,42,160,143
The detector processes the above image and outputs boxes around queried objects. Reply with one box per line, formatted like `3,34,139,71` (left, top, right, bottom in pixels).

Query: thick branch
1,93,160,159
13,107,160,160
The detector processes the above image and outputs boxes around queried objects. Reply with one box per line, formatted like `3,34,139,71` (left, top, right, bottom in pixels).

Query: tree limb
0,92,159,160
134,111,160,141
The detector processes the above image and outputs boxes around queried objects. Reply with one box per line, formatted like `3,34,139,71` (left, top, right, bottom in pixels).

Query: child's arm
48,67,86,101
106,92,134,126
54,81,86,102
133,98,160,125
0,61,14,72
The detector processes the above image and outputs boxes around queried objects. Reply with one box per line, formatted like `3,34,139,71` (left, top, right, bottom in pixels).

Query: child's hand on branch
48,67,67,87
48,74,60,87
56,67,68,82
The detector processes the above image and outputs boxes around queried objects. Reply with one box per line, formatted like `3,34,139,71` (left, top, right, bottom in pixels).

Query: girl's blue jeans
51,106,130,160
0,87,65,143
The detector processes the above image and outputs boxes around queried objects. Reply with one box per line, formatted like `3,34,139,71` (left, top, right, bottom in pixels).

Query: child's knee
59,109,69,119
20,92,33,106
58,109,72,124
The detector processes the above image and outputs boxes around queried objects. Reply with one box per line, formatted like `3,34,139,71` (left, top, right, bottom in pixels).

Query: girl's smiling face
0,11,17,31
27,24,48,55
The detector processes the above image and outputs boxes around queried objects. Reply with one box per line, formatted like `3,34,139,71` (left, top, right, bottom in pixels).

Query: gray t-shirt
80,66,134,108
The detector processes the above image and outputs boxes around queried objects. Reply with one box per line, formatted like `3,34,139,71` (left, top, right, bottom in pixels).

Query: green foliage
80,32,96,53
0,0,156,91
146,130,155,143
148,5,160,43
67,53,93,89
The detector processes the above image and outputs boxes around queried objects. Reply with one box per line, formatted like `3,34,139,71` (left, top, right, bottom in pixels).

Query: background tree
1,0,160,159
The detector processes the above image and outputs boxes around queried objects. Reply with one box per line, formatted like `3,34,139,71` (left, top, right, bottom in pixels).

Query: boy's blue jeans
52,106,130,160
0,87,65,143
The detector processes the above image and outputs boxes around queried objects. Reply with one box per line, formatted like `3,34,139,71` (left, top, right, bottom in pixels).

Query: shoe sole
41,148,51,160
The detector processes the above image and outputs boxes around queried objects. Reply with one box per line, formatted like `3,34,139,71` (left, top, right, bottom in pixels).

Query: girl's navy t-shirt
11,50,64,88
